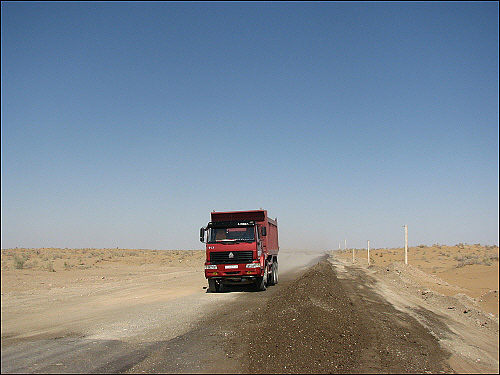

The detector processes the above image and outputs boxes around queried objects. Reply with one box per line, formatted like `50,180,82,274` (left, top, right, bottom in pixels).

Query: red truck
200,209,279,292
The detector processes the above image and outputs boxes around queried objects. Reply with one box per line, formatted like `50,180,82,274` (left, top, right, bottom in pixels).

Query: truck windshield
208,226,255,243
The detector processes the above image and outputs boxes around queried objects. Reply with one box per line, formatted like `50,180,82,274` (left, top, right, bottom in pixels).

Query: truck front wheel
255,268,268,291
255,276,266,291
208,279,220,293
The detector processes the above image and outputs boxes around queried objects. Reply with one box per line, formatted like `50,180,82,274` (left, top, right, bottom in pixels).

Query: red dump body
201,209,279,292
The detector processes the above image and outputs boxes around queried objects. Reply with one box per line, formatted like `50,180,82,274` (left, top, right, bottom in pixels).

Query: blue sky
1,2,498,251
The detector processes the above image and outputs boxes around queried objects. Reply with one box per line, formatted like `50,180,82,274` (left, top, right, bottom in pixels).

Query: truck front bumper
205,263,262,279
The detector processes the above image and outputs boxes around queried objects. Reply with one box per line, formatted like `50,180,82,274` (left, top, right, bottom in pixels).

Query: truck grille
210,251,254,264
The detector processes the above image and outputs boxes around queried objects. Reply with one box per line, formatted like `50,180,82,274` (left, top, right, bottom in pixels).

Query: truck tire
255,268,268,291
268,263,276,286
255,276,267,291
208,279,220,293
268,261,278,286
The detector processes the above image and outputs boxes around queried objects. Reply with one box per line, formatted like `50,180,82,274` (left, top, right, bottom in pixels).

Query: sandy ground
334,244,499,316
1,245,498,373
1,249,211,344
0,248,324,373
332,247,499,374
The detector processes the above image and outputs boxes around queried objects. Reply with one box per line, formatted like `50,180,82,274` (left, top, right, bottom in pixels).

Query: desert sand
334,244,499,316
1,245,498,331
1,244,498,373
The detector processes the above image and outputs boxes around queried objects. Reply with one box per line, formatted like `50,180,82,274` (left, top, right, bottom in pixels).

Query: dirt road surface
1,249,498,373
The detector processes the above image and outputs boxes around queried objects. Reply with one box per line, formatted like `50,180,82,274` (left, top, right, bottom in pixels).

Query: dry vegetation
1,248,204,272
2,245,498,317
1,248,206,302
335,243,499,316
1,246,498,374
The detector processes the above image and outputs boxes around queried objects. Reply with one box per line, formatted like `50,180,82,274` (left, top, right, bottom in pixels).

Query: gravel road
126,256,453,374
1,250,497,374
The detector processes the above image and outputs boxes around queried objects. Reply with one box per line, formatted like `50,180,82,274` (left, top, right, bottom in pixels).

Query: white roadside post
404,225,408,265
367,240,370,266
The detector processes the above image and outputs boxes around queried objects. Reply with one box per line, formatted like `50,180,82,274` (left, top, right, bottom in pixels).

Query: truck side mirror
200,227,205,242
261,227,267,237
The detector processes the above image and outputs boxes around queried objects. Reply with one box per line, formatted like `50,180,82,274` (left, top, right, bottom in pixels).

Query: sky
1,2,498,251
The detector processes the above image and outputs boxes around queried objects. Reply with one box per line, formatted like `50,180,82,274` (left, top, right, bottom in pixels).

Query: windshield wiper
215,239,254,243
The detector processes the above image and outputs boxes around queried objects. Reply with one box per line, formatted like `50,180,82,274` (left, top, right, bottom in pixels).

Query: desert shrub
13,255,26,269
454,254,476,262
46,262,55,272
24,259,38,269
63,261,71,270
454,254,498,268
481,258,492,266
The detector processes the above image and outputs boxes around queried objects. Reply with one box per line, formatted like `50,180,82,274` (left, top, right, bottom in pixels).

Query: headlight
246,263,261,268
205,264,217,270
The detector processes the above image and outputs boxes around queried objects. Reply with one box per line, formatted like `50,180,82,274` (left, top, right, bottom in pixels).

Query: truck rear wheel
268,262,278,286
268,263,275,286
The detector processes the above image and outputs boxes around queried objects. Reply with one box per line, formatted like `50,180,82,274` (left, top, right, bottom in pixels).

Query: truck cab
200,210,278,292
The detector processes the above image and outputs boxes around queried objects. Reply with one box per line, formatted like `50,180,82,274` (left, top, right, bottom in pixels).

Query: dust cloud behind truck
200,209,279,292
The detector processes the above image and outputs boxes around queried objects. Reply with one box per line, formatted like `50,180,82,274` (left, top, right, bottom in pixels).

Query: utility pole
404,225,408,265
367,240,370,266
